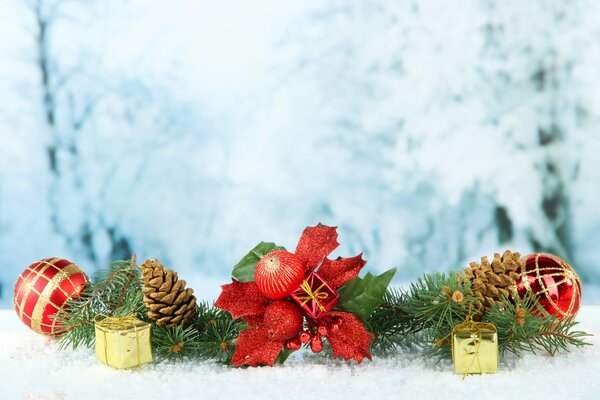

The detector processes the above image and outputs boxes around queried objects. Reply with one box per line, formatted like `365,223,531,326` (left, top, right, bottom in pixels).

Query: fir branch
370,272,475,357
176,301,246,364
195,316,244,364
368,288,422,353
53,258,591,366
192,301,233,333
56,257,144,350
484,294,592,357
153,324,199,361
403,272,475,333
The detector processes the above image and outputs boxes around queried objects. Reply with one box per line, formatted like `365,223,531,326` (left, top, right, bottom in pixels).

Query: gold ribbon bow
95,315,143,330
296,280,329,312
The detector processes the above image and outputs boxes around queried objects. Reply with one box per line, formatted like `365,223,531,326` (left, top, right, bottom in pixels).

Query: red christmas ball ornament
328,322,340,333
263,300,304,340
255,250,305,299
13,258,89,336
317,324,328,336
515,253,582,321
285,336,302,351
333,316,343,327
310,335,323,353
299,330,311,343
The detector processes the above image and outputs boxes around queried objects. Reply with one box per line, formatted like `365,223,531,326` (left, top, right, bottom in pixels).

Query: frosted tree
266,0,501,274
544,0,600,281
25,0,133,265
475,0,585,260
265,0,595,276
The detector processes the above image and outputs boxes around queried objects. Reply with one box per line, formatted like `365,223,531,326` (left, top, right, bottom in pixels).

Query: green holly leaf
335,268,397,322
231,242,285,282
275,348,294,365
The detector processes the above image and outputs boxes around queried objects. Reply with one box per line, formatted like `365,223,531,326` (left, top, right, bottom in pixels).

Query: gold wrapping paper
95,316,152,369
452,319,498,374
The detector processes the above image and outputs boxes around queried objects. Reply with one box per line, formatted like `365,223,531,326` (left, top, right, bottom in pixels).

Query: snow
2,307,599,399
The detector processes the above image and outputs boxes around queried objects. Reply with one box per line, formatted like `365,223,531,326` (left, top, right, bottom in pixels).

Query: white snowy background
1,0,600,307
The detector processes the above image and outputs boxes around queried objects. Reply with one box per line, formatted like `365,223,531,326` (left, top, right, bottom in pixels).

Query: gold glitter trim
519,253,581,320
30,261,83,334
15,258,58,323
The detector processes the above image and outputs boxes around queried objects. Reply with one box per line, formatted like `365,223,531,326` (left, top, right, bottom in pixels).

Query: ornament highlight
13,257,89,336
255,250,304,299
515,253,582,321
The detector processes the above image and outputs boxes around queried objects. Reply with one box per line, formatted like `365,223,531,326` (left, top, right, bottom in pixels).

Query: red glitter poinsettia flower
216,224,378,366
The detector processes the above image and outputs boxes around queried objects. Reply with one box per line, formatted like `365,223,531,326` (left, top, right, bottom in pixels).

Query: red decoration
310,335,323,353
263,301,304,340
285,336,302,350
215,281,270,319
295,224,339,272
515,253,582,321
299,331,311,343
255,250,304,299
291,272,339,319
326,312,373,363
13,257,89,336
318,324,328,336
231,327,285,367
318,254,367,290
216,224,377,366
329,322,340,333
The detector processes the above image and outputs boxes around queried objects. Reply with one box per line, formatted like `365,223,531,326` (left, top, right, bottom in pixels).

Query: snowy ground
1,308,598,400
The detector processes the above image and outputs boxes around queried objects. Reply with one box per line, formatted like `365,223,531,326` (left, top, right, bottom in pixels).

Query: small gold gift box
95,316,153,369
452,320,498,374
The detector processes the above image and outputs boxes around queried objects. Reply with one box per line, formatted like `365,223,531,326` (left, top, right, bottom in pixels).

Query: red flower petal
318,254,367,289
242,314,264,328
327,311,373,363
295,224,339,271
231,327,285,367
215,280,271,319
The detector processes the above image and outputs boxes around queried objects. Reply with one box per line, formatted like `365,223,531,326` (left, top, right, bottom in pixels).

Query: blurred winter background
1,0,600,308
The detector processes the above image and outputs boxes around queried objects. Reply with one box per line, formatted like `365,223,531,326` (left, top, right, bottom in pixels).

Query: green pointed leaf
231,242,285,282
275,348,294,365
335,268,396,322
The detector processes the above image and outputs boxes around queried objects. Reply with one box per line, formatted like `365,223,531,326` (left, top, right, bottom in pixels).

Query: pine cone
464,250,523,313
141,259,197,326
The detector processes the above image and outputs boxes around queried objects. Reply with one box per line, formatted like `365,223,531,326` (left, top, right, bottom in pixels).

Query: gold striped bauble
515,253,582,321
13,257,89,336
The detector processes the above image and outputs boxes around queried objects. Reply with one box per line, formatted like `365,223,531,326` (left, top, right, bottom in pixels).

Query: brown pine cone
464,250,522,313
140,259,197,326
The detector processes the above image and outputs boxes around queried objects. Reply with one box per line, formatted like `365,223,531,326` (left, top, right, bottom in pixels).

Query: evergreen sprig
368,288,421,353
484,294,591,356
56,257,143,349
369,271,591,360
369,271,475,357
56,257,591,366
57,258,243,365
196,317,244,363
152,324,199,361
